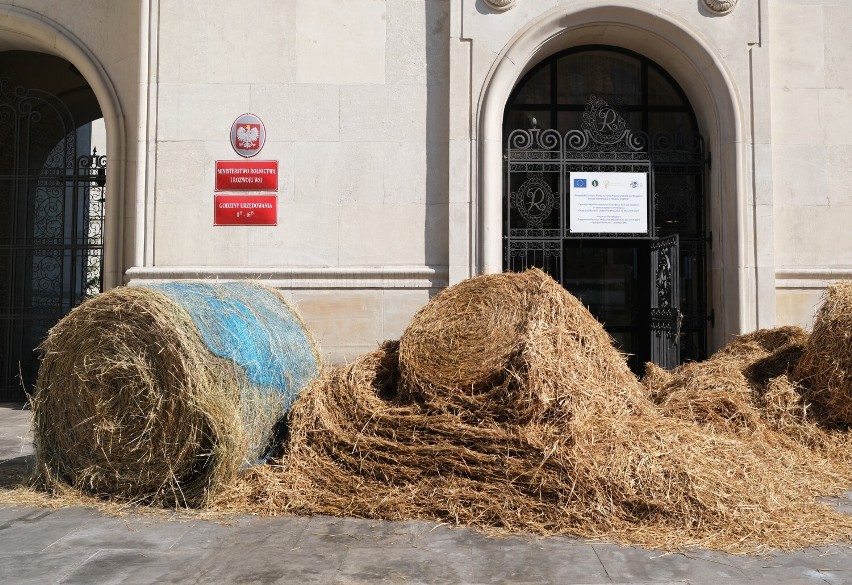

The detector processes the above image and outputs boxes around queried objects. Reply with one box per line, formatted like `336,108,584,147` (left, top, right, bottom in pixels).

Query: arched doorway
0,51,106,400
503,46,708,373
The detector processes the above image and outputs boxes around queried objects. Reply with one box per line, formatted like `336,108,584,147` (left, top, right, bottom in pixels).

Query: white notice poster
569,172,648,234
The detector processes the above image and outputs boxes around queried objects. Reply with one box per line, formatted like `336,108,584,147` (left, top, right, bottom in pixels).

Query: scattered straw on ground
10,269,852,553
215,270,852,554
644,323,850,462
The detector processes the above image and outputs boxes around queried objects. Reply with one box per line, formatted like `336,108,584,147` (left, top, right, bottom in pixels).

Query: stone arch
475,2,751,347
0,5,126,289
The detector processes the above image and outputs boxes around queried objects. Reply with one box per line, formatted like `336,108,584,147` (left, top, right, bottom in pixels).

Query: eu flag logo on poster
573,178,587,188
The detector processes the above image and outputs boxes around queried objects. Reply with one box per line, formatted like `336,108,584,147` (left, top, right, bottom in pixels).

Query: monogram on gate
511,173,555,227
582,95,629,146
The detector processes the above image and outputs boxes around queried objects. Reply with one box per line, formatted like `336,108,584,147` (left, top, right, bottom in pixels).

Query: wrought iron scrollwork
650,234,681,366
510,173,556,228
506,126,562,240
78,148,106,298
583,95,631,146
79,147,108,186
509,240,561,257
565,95,647,159
508,127,563,154
504,50,709,368
656,250,672,308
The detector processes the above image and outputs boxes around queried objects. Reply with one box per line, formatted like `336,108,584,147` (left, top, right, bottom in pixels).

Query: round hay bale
397,268,642,418
398,271,535,392
794,282,852,425
33,282,319,506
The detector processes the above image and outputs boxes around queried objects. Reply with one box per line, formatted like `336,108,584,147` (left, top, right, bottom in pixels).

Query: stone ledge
776,268,852,290
125,266,449,290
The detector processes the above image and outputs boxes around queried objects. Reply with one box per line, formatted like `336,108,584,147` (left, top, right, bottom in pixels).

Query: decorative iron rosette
511,173,555,228
484,0,517,12
703,0,737,15
582,95,629,147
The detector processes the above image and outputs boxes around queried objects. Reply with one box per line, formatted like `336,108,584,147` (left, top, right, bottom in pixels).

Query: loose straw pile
219,270,852,553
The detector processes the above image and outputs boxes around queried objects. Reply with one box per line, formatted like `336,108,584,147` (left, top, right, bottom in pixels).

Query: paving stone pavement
1,403,851,585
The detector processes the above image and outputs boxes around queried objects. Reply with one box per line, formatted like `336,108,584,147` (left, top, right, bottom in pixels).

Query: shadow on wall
475,0,509,16
425,0,451,274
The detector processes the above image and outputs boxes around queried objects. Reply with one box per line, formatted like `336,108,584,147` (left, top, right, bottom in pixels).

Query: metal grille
503,87,707,368
0,78,105,401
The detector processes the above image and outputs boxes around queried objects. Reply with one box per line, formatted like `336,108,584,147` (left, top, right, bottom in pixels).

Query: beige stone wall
137,0,450,361
151,0,450,273
15,0,846,359
143,0,783,358
289,288,438,364
770,0,852,330
0,0,140,122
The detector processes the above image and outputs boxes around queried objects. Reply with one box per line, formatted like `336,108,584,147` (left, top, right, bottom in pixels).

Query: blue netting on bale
33,281,320,506
145,281,319,413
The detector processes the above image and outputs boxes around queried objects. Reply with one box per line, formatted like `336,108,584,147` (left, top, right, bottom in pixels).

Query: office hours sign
569,172,649,235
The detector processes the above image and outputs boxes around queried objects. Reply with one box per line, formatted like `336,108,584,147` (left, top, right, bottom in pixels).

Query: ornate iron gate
0,78,105,401
651,234,681,369
504,95,706,370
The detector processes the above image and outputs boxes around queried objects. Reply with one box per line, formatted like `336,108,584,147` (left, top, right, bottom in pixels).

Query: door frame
0,5,125,291
470,3,762,353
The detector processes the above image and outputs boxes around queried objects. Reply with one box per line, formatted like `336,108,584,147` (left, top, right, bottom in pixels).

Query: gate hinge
707,308,716,328
706,231,712,250
706,151,712,169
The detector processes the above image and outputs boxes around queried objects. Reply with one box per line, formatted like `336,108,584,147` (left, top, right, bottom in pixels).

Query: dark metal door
650,235,681,369
0,78,105,401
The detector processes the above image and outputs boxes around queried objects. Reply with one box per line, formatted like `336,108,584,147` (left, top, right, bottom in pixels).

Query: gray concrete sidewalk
1,403,850,585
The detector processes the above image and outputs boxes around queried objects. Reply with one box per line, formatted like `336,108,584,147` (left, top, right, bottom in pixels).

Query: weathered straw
794,282,852,425
32,284,316,506
15,268,852,552
644,326,811,434
396,270,645,423
221,270,852,553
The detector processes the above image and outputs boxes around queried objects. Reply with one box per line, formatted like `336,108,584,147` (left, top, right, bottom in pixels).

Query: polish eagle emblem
236,124,260,149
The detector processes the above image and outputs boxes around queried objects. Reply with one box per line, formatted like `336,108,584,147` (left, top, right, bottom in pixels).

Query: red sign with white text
214,195,277,226
215,160,278,191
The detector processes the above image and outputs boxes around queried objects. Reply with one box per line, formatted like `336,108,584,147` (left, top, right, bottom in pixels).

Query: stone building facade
0,0,848,397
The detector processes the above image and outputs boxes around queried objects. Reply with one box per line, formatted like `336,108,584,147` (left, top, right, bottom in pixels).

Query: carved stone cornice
483,0,517,12
703,0,737,15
